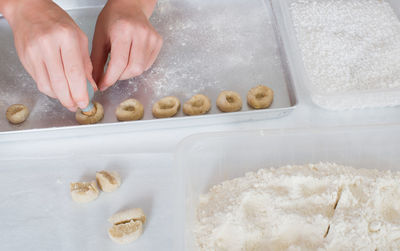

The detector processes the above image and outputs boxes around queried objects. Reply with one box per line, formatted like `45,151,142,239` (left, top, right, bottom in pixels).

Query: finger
21,47,57,98
145,37,163,71
79,34,98,91
98,38,131,91
119,36,149,80
61,38,89,109
44,47,77,112
90,30,108,87
33,61,57,98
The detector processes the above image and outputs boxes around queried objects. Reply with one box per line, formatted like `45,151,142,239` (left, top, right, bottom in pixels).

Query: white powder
290,0,400,109
194,163,400,250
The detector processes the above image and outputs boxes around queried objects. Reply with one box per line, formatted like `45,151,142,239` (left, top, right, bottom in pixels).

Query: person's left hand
91,0,163,91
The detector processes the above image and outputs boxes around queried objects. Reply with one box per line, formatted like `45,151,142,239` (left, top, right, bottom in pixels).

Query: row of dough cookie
6,85,273,125
141,85,274,118
152,85,274,117
218,85,274,112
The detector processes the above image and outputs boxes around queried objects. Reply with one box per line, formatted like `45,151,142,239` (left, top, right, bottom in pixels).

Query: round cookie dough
6,104,29,124
75,102,104,125
183,94,211,116
216,91,242,112
116,99,144,121
152,96,180,118
247,85,274,109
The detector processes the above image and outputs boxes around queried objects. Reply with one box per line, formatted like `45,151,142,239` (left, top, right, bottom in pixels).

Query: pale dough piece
247,85,274,109
96,170,121,192
70,181,99,203
75,102,104,125
108,208,146,244
183,94,211,116
116,98,144,121
6,104,29,124
152,96,180,118
216,91,242,112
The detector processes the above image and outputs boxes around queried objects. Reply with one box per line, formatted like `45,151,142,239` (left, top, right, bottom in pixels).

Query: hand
1,0,96,111
91,0,162,91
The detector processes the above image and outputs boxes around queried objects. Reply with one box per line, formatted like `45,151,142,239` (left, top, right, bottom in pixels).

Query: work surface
1,0,400,251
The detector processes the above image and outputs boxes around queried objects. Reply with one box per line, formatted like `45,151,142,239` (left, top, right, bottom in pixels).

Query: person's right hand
1,0,96,112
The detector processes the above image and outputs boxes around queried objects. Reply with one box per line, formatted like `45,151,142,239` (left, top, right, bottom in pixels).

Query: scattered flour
290,0,400,109
195,163,400,250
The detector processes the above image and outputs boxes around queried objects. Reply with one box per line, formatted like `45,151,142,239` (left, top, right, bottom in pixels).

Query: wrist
107,0,157,19
1,0,52,20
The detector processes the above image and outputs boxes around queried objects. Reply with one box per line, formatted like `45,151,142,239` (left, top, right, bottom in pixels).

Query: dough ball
247,85,274,109
108,208,146,244
96,170,121,192
6,104,29,124
70,181,99,203
116,98,144,121
183,94,211,116
216,91,242,112
152,96,180,118
75,102,104,125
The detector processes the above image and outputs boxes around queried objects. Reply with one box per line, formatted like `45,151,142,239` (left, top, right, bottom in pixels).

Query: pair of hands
1,0,162,112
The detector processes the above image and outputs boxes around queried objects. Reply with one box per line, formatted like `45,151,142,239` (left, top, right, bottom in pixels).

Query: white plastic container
271,0,400,110
176,125,400,250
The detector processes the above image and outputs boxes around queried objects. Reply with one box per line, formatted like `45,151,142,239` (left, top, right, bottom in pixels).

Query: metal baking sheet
0,0,297,134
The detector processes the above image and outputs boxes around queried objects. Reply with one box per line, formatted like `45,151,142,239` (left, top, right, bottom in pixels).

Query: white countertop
1,1,400,250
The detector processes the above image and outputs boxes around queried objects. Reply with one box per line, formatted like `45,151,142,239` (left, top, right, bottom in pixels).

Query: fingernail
78,101,88,109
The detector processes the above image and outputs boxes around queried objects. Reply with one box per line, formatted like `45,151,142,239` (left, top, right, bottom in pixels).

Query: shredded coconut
290,0,400,109
194,163,400,250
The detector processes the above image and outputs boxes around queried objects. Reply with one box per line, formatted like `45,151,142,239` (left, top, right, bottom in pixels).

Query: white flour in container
290,0,400,109
194,163,400,250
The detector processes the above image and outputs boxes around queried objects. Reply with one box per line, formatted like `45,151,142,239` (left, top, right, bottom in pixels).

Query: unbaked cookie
247,85,274,109
6,104,29,124
216,91,242,112
96,170,121,192
75,102,104,125
116,99,144,121
70,181,99,203
108,208,146,244
183,94,211,116
152,96,180,118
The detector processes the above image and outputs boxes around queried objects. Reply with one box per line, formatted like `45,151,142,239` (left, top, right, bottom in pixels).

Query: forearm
107,0,157,19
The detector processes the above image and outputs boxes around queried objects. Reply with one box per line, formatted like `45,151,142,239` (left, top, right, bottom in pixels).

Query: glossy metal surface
0,0,296,134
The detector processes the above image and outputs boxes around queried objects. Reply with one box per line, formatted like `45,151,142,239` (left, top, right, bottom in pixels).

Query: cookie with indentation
6,104,29,124
152,96,180,118
75,102,104,125
116,99,144,121
247,85,274,109
183,94,211,116
70,181,99,203
108,208,146,244
96,170,121,192
216,91,242,112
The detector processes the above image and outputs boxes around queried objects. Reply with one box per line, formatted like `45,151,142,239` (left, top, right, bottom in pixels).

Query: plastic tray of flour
271,0,400,110
0,0,297,135
175,124,400,250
